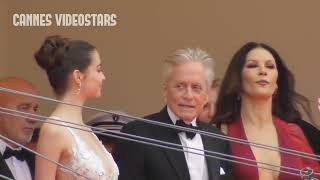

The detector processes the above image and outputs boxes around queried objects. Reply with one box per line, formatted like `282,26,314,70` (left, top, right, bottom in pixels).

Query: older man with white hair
114,48,233,180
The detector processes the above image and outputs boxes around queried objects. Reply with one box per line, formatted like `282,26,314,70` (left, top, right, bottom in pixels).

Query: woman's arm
35,124,65,180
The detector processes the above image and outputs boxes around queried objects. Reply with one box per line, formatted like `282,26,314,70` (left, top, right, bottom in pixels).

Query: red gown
227,116,320,180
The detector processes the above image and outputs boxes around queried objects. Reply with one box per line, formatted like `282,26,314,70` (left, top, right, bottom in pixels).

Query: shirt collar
0,138,22,154
167,106,197,127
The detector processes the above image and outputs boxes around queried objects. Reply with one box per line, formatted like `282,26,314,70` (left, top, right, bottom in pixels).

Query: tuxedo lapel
24,150,35,180
0,153,14,179
199,123,220,180
154,107,191,180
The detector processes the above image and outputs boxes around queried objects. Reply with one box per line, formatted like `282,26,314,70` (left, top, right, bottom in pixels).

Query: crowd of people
0,35,320,180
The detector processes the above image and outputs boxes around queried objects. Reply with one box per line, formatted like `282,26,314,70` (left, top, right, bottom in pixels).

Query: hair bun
34,35,70,72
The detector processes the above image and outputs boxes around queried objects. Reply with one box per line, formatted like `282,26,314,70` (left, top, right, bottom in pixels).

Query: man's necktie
2,147,25,161
175,120,198,139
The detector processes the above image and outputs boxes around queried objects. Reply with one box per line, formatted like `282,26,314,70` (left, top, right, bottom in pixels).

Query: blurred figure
214,42,320,180
199,78,220,123
34,35,118,180
87,111,132,152
318,98,320,112
0,77,39,180
114,47,233,180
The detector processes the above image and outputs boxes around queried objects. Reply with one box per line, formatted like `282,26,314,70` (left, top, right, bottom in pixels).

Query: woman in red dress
213,42,320,180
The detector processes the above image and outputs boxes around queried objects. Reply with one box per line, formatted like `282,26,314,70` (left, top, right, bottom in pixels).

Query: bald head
0,77,37,106
0,77,39,147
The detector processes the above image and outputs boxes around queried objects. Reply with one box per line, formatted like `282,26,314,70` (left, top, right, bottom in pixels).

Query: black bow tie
3,147,25,161
175,120,198,139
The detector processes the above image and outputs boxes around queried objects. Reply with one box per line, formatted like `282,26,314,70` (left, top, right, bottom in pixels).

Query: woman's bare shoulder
38,120,73,147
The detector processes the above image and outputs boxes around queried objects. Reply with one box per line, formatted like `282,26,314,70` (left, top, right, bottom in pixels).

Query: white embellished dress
52,117,119,180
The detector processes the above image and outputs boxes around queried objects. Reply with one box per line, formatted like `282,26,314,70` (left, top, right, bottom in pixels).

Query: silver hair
163,47,215,88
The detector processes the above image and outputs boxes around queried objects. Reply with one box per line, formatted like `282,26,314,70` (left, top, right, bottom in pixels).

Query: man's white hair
163,47,215,88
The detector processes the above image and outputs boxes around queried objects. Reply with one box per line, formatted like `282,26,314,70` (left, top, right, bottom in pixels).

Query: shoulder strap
50,116,79,144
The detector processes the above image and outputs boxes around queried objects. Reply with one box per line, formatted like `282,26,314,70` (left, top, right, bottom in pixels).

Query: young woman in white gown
34,35,119,180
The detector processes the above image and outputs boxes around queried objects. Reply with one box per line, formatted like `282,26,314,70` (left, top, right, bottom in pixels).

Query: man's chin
20,135,33,145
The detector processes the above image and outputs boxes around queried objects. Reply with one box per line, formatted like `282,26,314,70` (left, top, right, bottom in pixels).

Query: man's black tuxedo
0,149,35,180
113,107,233,180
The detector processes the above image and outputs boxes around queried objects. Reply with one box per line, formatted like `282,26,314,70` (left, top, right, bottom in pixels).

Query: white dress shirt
0,139,32,180
167,106,209,180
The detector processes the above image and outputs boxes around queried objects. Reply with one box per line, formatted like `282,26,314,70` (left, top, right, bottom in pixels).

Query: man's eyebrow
17,103,33,107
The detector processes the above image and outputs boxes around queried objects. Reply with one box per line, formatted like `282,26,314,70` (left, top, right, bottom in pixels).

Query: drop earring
76,82,82,95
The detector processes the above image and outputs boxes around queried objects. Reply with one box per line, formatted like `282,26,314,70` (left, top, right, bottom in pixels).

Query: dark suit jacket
0,149,35,180
113,107,233,180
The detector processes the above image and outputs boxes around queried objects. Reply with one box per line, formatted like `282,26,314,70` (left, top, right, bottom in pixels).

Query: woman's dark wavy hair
213,42,311,127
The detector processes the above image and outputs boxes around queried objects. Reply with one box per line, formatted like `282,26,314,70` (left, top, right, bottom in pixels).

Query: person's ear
72,70,83,85
162,82,168,103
